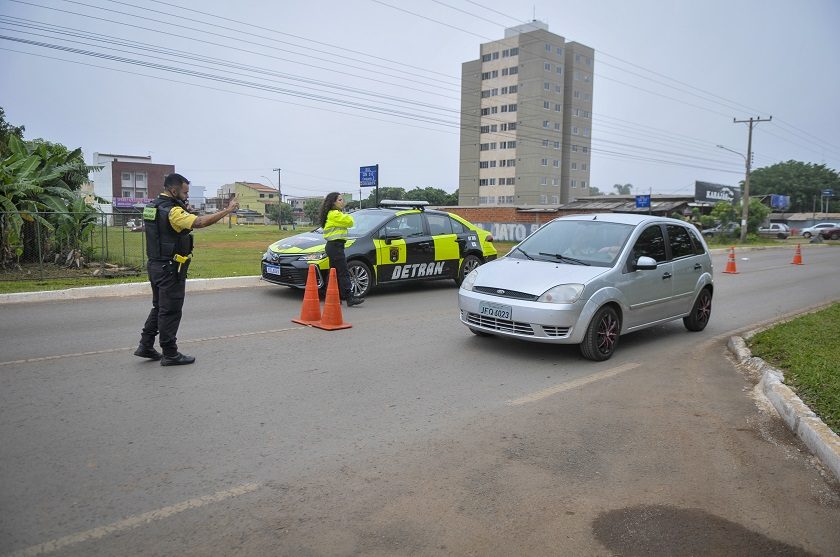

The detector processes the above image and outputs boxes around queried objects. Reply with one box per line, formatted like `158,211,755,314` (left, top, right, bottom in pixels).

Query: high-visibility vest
323,210,354,241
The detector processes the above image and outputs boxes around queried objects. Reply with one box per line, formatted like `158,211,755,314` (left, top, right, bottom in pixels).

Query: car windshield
509,219,634,267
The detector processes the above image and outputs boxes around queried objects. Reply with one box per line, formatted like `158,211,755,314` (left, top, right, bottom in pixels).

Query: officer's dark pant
325,239,352,300
140,259,186,357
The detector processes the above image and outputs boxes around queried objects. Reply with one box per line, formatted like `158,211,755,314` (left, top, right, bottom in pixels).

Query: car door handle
693,264,702,271
662,272,672,280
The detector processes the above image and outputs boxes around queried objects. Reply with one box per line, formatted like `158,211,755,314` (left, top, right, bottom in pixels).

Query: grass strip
749,303,840,434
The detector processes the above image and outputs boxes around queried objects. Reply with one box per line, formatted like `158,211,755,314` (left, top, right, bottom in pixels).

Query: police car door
375,212,435,283
424,212,462,279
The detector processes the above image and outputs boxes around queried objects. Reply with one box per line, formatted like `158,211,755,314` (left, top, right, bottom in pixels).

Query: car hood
269,232,360,253
472,257,611,294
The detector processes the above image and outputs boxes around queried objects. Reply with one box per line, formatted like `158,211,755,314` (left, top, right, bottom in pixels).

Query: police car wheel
455,254,482,286
347,260,372,298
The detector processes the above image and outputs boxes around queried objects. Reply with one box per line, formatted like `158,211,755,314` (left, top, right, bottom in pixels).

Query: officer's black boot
160,352,196,366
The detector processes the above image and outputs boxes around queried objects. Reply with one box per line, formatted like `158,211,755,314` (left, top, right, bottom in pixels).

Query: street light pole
273,167,283,229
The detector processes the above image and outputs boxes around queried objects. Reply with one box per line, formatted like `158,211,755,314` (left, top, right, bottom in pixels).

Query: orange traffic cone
313,268,352,331
723,246,738,274
791,244,803,265
292,264,322,326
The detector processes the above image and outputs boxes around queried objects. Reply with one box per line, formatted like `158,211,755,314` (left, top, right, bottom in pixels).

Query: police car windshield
345,211,392,236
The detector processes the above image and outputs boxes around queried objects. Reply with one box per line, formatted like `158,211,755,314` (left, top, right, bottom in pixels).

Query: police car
261,200,496,297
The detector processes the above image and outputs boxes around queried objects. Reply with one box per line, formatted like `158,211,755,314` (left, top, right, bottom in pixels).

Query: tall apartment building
459,21,594,206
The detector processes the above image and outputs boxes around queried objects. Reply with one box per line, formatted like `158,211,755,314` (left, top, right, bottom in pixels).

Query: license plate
265,265,282,276
479,301,512,320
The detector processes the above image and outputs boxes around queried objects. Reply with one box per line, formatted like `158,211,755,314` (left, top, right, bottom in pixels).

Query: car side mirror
634,256,658,271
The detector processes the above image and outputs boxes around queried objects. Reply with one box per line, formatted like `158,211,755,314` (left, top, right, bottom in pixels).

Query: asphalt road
1,246,839,556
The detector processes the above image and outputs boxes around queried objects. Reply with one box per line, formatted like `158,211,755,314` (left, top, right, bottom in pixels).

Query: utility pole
733,116,771,242
273,167,283,229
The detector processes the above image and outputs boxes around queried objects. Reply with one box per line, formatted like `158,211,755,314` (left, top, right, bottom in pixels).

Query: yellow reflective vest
323,210,354,241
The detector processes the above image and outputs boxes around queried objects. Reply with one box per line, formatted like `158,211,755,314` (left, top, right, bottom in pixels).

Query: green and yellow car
261,200,496,297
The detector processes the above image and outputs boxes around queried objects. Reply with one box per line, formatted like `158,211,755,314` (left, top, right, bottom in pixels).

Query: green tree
0,135,99,264
612,183,633,195
748,160,840,212
0,107,25,159
588,185,603,196
404,187,453,205
362,187,406,204
303,198,322,225
265,202,293,226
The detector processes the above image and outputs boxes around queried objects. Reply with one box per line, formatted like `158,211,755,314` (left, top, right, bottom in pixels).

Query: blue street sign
770,194,790,209
360,165,378,187
822,189,834,197
635,194,650,208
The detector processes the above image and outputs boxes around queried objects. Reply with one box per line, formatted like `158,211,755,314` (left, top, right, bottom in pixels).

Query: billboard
694,181,740,204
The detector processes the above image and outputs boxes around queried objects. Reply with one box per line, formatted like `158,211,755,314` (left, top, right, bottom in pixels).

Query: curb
0,276,266,304
727,335,840,482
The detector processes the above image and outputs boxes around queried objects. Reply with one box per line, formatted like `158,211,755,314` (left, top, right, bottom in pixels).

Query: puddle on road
592,504,816,556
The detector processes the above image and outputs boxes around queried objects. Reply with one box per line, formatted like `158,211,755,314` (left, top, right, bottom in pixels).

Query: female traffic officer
318,192,364,306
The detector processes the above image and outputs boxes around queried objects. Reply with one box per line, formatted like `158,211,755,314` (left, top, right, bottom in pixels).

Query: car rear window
667,224,695,259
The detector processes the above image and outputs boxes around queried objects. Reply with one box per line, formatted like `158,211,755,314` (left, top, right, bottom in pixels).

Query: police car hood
472,257,610,294
269,231,358,253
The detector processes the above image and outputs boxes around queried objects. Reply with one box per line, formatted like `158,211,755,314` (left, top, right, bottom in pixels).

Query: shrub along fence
0,211,148,281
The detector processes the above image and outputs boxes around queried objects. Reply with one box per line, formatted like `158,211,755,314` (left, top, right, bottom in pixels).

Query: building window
510,47,518,55
556,66,562,74
540,194,548,204
574,90,581,99
541,158,548,166
573,127,579,135
490,160,497,167
575,54,582,63
551,195,559,204
552,178,559,186
493,51,499,60
544,62,551,71
544,82,550,90
554,103,561,112
553,141,560,149
581,181,587,187
545,43,552,52
259,193,265,198
482,53,491,62
582,146,589,153
479,179,488,186
489,178,496,185
571,145,578,152
582,163,587,170
542,139,549,147
543,101,550,109
571,180,577,188
507,159,516,166
556,47,563,55
122,172,131,181
583,127,590,137
481,90,491,98
508,122,516,130
508,103,517,112
543,120,550,128
508,85,518,93
541,178,548,186
479,161,489,168
574,70,582,81
553,159,560,167
554,123,561,131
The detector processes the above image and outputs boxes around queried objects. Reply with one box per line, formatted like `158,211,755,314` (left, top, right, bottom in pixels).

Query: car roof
555,212,688,226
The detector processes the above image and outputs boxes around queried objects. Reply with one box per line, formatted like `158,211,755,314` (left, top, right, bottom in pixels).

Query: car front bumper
261,259,326,288
458,289,587,344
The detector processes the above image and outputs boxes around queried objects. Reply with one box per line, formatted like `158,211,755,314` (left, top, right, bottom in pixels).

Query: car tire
683,288,712,332
579,306,620,361
455,254,483,286
803,232,812,239
469,327,491,337
831,232,840,240
347,260,373,298
777,233,786,239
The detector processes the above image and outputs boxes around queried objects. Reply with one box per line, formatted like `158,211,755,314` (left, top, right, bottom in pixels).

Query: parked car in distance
801,222,839,239
458,213,714,361
757,223,790,239
818,226,840,241
702,222,739,238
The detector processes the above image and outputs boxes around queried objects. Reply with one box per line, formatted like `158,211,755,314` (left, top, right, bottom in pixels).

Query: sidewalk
0,275,266,304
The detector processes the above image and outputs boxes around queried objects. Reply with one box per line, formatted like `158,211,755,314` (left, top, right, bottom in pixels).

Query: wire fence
0,211,148,281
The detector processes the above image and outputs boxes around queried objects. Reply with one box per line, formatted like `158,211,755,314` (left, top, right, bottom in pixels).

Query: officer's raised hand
227,194,240,212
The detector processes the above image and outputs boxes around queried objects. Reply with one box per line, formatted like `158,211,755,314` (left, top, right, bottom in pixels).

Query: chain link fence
0,211,148,281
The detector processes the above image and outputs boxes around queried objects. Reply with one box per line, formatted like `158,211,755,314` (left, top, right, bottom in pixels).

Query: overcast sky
2,0,839,201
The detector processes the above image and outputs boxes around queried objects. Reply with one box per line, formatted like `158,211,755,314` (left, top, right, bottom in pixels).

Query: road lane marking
4,483,261,557
0,327,304,367
507,362,641,406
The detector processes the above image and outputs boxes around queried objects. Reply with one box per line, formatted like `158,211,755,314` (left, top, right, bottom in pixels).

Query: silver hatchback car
458,213,714,361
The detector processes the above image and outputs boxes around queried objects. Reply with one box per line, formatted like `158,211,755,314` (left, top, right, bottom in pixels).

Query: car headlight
262,250,271,261
298,251,327,262
461,268,479,291
538,283,584,304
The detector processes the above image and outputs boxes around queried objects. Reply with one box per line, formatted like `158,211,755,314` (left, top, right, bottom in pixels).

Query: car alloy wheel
347,260,372,298
580,306,620,361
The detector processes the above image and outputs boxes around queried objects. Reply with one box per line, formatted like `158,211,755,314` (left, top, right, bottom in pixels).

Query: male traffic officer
134,173,239,366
